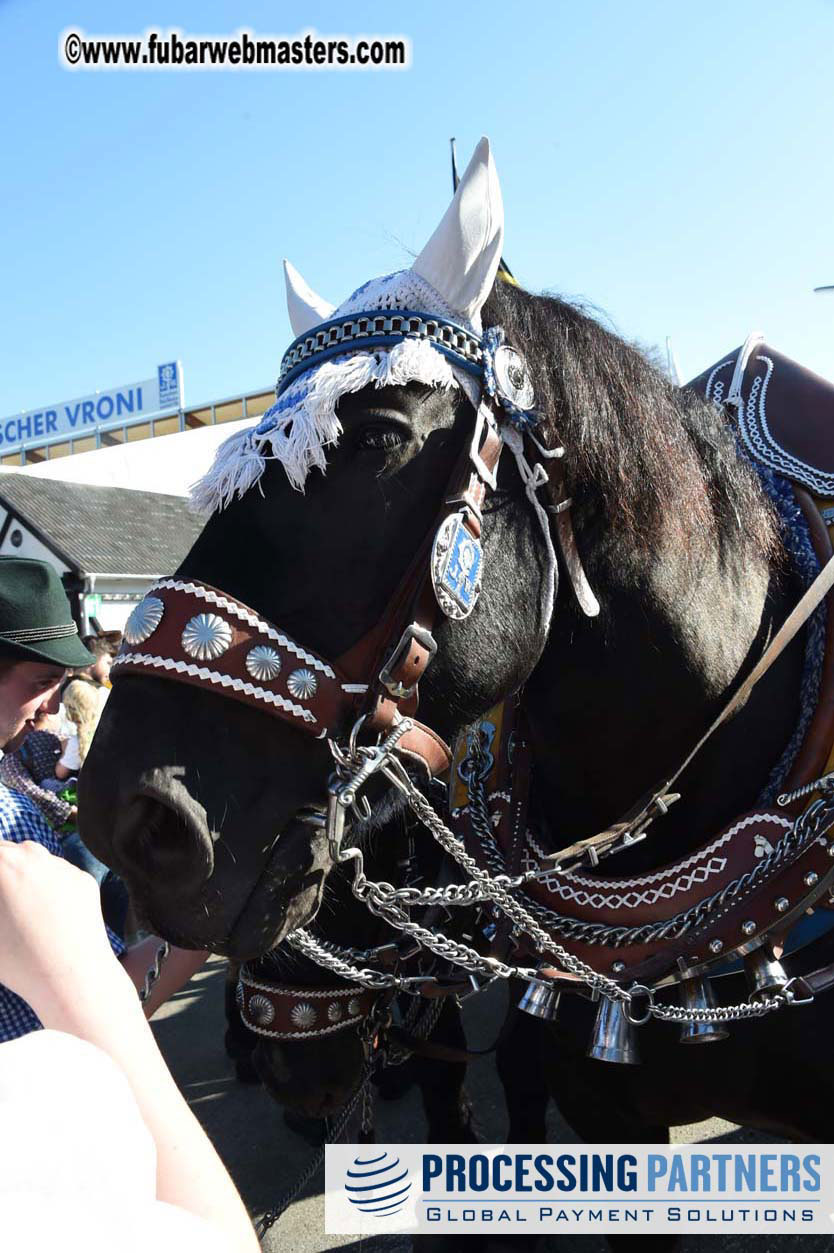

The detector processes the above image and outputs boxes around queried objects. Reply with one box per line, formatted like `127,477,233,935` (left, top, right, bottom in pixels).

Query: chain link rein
309,718,820,1025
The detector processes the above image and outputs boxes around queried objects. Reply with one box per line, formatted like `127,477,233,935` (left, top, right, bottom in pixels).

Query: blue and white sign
0,362,183,454
326,1144,834,1236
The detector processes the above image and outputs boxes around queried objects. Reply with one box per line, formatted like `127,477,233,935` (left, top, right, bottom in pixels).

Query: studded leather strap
113,578,354,737
113,577,453,776
238,969,378,1039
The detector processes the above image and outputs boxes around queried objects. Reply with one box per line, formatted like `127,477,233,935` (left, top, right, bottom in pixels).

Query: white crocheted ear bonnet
192,138,505,513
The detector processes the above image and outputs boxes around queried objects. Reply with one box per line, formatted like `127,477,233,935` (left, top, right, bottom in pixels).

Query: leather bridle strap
111,577,451,776
791,963,834,1000
345,397,506,736
112,400,506,780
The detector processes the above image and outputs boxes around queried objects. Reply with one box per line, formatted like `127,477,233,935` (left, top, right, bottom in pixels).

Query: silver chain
138,940,170,1005
468,771,834,948
256,1058,375,1239
306,719,826,1025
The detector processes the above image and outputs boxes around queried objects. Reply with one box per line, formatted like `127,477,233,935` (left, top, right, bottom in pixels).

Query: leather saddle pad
686,333,834,497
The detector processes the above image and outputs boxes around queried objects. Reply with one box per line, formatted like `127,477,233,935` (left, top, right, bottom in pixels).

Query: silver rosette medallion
287,668,318,701
124,596,164,646
245,645,282,682
248,993,275,1027
181,613,232,661
493,345,536,412
290,1002,317,1029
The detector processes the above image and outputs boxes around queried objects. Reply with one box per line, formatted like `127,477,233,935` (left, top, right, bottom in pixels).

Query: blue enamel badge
431,511,483,619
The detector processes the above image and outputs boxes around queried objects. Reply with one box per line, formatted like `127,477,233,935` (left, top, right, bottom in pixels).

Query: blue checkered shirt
0,782,125,1041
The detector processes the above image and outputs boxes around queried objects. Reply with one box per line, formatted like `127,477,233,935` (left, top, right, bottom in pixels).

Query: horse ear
283,259,335,337
412,136,504,330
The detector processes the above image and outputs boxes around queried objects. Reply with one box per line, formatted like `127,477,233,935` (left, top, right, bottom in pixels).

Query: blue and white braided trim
755,463,826,804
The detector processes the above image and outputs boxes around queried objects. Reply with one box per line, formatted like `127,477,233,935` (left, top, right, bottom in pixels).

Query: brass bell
518,977,561,1021
587,997,640,1064
744,944,788,1000
678,975,728,1044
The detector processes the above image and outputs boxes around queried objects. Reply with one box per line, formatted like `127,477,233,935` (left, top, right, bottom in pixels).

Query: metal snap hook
780,976,815,1007
348,712,371,761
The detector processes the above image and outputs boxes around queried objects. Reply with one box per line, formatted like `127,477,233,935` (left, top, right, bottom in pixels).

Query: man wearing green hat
0,558,207,1040
0,557,96,747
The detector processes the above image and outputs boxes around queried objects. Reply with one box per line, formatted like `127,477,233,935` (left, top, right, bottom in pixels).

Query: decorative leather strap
238,970,377,1039
454,695,834,987
113,579,354,738
112,578,452,776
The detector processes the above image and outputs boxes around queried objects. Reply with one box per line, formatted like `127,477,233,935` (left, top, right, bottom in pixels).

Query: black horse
81,147,832,1146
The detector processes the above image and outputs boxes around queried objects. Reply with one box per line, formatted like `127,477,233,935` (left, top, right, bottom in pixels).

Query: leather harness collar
453,483,834,993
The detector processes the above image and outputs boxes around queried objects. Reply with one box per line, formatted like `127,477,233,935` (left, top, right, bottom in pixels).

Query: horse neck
524,518,806,861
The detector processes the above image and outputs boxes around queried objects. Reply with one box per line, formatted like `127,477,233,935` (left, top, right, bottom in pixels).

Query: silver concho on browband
287,668,317,701
123,596,164,646
182,613,232,661
247,994,275,1027
290,1002,317,1029
245,644,282,682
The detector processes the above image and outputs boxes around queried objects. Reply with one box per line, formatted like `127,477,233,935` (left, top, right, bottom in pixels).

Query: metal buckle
379,624,437,700
469,401,500,490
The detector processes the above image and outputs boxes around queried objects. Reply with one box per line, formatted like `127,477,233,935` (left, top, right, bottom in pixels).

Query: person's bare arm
0,842,257,1253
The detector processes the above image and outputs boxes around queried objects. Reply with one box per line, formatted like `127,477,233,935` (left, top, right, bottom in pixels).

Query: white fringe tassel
191,338,467,515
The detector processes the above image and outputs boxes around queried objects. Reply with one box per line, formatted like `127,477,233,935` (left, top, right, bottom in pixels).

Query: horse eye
356,424,407,451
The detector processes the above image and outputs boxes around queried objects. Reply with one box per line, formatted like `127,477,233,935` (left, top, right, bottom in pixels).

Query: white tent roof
7,418,251,497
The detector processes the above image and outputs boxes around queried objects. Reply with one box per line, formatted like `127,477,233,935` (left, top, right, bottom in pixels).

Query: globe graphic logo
344,1150,412,1217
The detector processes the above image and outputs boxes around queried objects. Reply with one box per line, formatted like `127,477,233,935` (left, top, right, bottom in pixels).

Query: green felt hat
0,558,95,668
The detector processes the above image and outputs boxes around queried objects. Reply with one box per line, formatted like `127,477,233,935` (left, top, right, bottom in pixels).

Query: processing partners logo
344,1150,413,1218
326,1144,833,1236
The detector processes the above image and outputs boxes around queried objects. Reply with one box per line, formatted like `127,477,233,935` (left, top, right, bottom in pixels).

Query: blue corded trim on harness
752,461,826,805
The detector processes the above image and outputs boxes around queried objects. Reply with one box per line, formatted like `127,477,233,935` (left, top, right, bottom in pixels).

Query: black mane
483,282,778,562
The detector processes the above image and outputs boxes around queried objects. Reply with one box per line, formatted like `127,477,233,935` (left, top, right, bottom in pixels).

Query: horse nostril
112,795,213,893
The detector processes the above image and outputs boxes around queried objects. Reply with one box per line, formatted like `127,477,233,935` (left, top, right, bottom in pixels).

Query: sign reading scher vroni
1,362,183,454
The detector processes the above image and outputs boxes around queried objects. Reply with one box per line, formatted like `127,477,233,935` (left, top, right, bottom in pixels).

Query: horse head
83,134,794,970
80,140,556,957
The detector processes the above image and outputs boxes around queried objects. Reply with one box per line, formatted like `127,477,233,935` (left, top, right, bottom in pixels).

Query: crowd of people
0,556,258,1251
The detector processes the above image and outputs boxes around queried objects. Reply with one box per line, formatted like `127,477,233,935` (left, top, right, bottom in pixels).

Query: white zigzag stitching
151,579,335,677
535,856,731,910
704,358,735,403
526,812,792,905
240,1014,365,1041
113,653,317,723
738,356,834,495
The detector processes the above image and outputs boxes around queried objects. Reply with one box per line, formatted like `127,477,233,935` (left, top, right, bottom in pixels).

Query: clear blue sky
2,0,833,417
